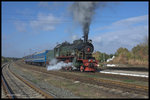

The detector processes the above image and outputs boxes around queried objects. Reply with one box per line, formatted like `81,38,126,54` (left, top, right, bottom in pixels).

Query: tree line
92,51,114,63
93,36,148,67
2,56,21,63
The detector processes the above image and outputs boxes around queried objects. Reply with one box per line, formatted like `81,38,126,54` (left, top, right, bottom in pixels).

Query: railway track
62,70,148,82
17,61,148,82
1,63,15,99
15,61,148,96
1,63,54,98
45,71,148,96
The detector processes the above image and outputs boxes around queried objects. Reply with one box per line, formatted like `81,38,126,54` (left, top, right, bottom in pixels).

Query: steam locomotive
24,35,98,72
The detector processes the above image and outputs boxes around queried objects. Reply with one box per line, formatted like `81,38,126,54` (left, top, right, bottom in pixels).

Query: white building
106,56,115,62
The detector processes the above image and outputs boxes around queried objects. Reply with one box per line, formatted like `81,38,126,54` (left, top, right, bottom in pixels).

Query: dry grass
128,59,148,66
110,56,148,67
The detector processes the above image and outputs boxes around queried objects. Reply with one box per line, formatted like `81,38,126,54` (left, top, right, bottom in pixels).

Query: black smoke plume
70,2,98,42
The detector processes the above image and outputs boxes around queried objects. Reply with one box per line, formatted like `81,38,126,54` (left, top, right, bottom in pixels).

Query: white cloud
113,15,148,26
14,21,27,32
72,34,79,40
92,15,148,54
96,15,148,31
30,13,61,31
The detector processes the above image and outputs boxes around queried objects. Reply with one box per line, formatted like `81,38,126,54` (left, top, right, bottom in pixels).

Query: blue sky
2,1,148,58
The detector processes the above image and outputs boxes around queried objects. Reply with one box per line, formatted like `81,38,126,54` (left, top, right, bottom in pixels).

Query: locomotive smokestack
84,33,88,43
83,34,88,43
83,23,89,43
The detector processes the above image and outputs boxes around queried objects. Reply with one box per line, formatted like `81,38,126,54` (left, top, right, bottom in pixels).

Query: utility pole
104,53,105,62
103,53,105,63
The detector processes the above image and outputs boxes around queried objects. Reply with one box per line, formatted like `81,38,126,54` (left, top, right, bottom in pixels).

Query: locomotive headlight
87,48,90,52
88,59,91,62
97,64,100,67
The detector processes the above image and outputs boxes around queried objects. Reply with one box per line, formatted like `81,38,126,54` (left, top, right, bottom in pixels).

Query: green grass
31,79,38,84
123,80,135,83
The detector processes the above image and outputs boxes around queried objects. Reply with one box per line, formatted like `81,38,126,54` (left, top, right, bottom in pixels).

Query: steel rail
7,63,54,98
15,61,149,96
1,63,16,99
